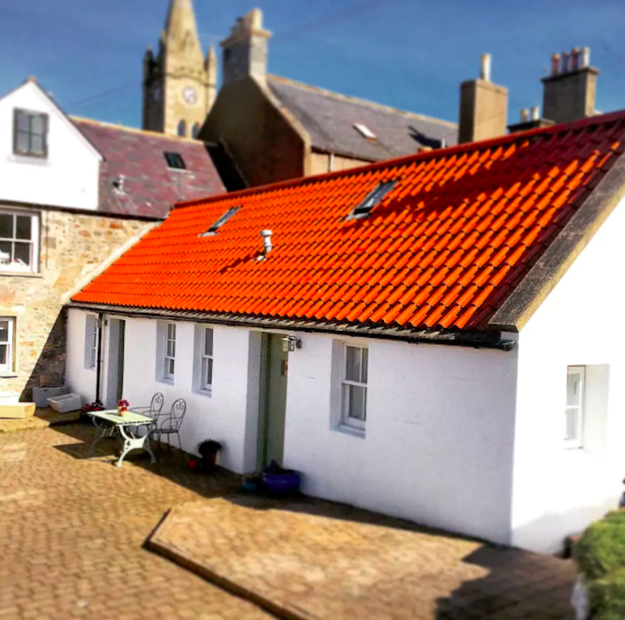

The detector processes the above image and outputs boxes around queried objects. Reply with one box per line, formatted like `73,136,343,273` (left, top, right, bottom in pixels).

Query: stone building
142,0,217,138
142,1,458,187
0,78,226,400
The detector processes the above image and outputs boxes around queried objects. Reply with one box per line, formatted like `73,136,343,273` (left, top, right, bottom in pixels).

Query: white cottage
66,110,625,554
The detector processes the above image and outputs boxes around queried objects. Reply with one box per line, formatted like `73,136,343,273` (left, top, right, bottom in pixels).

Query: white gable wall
283,333,519,544
0,81,101,210
512,195,625,553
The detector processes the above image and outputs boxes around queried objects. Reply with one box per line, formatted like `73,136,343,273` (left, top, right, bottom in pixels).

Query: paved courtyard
0,424,577,620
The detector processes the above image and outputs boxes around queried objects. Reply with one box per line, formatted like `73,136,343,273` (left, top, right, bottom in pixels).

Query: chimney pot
480,54,491,81
551,53,561,76
571,48,580,71
530,106,540,121
561,51,570,73
520,108,529,122
580,47,590,68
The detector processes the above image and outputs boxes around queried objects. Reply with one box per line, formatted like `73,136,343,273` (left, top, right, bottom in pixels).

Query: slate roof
267,75,458,162
73,118,226,219
71,112,625,340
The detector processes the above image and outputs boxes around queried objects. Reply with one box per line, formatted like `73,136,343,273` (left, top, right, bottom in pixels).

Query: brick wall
0,207,156,400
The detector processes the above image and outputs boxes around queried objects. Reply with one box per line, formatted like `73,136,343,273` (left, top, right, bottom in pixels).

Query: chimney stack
458,54,508,144
541,46,598,124
220,8,272,86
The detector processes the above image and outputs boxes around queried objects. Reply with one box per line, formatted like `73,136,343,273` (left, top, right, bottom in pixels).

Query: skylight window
349,181,397,219
200,206,240,237
354,123,377,140
164,152,186,170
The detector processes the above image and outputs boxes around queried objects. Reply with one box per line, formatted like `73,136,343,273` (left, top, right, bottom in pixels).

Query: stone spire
164,0,203,63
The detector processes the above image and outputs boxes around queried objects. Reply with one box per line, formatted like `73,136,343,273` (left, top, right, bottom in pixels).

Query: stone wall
0,206,156,400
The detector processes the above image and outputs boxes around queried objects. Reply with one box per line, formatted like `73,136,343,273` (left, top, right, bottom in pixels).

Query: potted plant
196,439,222,471
79,400,104,423
117,399,129,417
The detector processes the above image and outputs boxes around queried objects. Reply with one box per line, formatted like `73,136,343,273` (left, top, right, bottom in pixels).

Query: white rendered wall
65,308,97,403
116,316,259,473
0,81,101,210
512,196,625,553
283,334,519,545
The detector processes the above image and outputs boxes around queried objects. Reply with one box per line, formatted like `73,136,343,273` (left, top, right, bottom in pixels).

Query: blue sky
1,0,624,128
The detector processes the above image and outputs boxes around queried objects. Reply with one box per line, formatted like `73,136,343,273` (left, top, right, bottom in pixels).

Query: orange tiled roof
72,112,625,334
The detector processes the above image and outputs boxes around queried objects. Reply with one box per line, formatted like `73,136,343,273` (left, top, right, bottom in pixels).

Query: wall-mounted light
282,335,302,352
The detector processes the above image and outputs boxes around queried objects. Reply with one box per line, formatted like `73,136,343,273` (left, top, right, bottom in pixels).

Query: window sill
195,388,213,398
0,270,41,278
157,377,174,386
336,423,365,439
8,154,49,166
0,374,18,379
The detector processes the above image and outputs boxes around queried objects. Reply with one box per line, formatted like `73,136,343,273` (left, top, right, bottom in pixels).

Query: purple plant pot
261,470,301,495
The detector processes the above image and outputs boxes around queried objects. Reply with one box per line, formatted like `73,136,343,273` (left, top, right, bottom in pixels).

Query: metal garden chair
130,392,165,436
149,398,186,453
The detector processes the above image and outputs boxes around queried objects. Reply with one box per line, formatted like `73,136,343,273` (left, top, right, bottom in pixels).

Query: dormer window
13,109,48,158
200,206,240,237
164,152,186,170
348,181,397,219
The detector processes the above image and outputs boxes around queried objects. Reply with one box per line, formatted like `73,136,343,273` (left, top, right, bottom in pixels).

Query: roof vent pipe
480,54,491,81
530,106,540,121
257,229,273,260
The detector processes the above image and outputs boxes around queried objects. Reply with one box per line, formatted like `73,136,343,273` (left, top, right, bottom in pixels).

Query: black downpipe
95,313,104,404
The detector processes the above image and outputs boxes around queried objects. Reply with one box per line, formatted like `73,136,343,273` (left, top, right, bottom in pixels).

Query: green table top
87,410,154,425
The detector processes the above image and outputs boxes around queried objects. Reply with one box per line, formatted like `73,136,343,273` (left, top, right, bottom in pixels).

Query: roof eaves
489,141,625,332
67,302,516,351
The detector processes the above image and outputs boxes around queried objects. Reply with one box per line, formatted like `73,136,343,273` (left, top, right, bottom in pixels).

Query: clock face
182,86,198,106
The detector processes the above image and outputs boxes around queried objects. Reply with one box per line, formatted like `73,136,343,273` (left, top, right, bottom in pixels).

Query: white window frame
199,327,213,393
565,365,585,449
84,314,99,370
341,344,368,430
0,318,15,373
163,322,176,382
0,210,40,273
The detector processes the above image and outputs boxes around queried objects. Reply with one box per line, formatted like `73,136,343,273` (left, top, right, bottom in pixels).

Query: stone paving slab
149,497,577,620
0,424,274,620
0,407,80,433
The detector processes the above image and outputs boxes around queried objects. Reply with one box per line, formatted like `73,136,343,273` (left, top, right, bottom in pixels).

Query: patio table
87,410,157,468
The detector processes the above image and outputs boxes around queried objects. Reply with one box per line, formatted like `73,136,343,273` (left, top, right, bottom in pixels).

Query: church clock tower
142,0,217,138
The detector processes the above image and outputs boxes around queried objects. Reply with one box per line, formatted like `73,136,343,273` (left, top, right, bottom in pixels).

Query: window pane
207,357,213,385
168,359,175,376
30,135,44,155
0,215,13,239
0,241,11,265
166,340,173,358
16,112,29,132
0,344,6,366
16,132,30,153
567,372,581,407
204,328,213,356
15,216,31,240
345,346,361,382
348,385,366,420
361,348,368,383
0,321,9,344
13,242,31,267
30,115,45,135
565,408,579,441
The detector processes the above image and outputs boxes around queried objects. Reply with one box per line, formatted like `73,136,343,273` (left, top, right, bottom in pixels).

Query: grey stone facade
0,206,155,400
